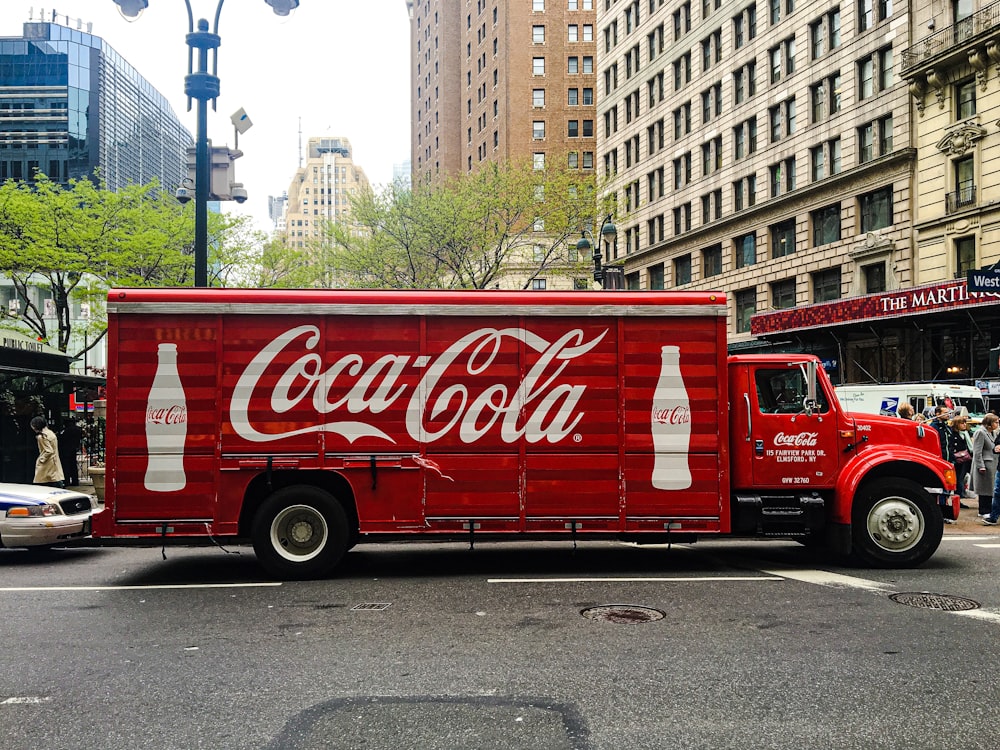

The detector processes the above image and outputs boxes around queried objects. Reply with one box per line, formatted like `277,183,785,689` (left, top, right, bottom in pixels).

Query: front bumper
0,506,104,548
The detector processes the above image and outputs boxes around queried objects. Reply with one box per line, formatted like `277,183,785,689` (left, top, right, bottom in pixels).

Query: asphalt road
1,535,999,750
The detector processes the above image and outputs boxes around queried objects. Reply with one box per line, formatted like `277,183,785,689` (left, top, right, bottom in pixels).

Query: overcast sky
2,1,412,232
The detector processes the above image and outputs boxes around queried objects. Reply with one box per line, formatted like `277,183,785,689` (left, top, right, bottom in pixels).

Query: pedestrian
896,402,915,419
29,416,64,488
59,418,83,486
948,413,974,505
985,465,1000,526
972,413,1000,518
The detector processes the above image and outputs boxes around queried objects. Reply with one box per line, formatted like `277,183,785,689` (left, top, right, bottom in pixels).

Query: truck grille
58,496,93,515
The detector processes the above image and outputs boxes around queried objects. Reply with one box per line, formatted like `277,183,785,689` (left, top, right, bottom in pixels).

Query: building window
532,278,548,290
858,47,893,100
810,8,841,59
771,278,796,308
949,155,976,212
583,56,593,74
733,175,756,211
858,0,892,30
533,25,546,43
732,5,757,49
533,57,546,75
701,82,723,123
769,98,796,142
674,254,692,286
568,24,578,42
810,73,841,122
582,87,593,105
735,288,756,333
568,56,579,74
769,37,796,84
769,157,795,197
956,236,976,278
701,29,722,72
862,262,886,293
733,61,757,104
812,203,842,246
568,120,579,137
733,117,757,159
771,218,796,258
812,268,842,302
735,232,757,268
533,121,546,139
673,102,692,138
649,262,665,289
534,88,546,107
533,0,545,10
568,152,579,168
673,152,692,188
956,78,976,120
673,203,692,234
673,53,691,90
703,244,723,277
533,152,545,169
769,0,794,25
859,186,893,232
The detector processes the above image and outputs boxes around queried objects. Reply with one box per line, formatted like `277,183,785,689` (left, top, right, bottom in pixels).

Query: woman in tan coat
30,416,64,488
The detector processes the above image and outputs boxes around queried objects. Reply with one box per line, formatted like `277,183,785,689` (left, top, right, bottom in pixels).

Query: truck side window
754,369,830,415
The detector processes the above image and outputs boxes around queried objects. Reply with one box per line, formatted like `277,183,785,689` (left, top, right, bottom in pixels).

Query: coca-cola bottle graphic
144,343,188,492
650,345,692,490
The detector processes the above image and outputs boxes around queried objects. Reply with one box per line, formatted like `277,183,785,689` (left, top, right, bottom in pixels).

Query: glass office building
0,21,192,190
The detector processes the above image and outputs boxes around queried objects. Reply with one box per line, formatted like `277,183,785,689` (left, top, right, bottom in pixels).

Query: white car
0,483,102,549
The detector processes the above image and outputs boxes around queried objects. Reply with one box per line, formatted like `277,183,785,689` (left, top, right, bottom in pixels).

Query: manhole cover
580,604,665,624
889,592,980,611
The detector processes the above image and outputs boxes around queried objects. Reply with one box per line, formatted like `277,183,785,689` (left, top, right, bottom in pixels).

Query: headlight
6,504,61,518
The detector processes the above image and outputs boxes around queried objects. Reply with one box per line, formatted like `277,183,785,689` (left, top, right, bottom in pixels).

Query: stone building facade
598,0,1000,386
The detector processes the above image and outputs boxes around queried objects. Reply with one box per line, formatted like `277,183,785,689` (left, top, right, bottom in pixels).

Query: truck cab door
741,364,841,490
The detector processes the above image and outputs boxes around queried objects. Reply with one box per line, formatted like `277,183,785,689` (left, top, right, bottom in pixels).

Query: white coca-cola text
774,431,819,447
229,325,607,445
146,405,188,425
652,405,691,425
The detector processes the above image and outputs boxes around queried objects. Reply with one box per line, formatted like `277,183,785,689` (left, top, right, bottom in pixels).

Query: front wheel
251,486,349,580
851,478,943,567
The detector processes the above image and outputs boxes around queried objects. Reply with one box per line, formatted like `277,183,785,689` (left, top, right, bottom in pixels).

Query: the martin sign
967,268,1000,293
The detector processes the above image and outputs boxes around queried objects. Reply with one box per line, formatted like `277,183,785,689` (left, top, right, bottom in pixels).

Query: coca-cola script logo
651,405,691,425
230,325,607,445
146,405,188,425
774,431,819,447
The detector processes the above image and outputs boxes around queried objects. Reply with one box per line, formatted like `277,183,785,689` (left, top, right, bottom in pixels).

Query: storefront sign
751,279,1000,336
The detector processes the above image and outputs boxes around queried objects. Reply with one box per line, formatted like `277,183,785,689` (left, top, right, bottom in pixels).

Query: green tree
328,157,608,290
0,176,195,356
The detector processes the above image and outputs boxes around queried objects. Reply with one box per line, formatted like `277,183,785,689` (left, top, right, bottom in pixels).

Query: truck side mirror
803,360,819,416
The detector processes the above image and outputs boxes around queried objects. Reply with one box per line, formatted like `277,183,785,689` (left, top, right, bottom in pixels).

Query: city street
1,531,999,749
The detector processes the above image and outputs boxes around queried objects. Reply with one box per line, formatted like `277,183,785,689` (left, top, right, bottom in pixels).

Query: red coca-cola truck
93,288,958,578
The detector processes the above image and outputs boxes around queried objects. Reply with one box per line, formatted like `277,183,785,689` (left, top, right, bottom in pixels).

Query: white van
834,382,987,419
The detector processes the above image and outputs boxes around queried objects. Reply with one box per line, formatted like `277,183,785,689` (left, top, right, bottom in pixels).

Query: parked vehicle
0,483,102,549
93,289,958,578
834,383,987,420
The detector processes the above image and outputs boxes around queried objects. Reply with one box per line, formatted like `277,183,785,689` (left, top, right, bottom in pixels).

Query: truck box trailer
94,289,957,578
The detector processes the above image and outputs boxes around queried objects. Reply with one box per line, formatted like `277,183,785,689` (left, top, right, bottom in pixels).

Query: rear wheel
851,478,942,567
251,486,349,580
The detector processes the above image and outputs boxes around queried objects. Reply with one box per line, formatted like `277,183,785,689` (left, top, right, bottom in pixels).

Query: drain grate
581,604,665,624
351,602,392,611
889,592,980,611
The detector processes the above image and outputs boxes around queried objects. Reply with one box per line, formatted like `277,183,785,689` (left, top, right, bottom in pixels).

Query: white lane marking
974,543,1000,549
942,536,995,541
0,582,281,592
488,576,784,584
952,608,1000,624
753,567,894,593
2,697,51,704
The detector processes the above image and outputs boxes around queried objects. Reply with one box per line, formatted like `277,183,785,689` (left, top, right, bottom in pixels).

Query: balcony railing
946,185,977,214
901,1,1000,71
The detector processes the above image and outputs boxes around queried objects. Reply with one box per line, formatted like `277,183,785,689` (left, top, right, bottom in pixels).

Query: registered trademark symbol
573,433,582,443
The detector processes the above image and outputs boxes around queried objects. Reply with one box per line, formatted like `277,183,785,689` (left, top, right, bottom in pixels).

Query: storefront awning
751,279,1000,337
0,364,105,388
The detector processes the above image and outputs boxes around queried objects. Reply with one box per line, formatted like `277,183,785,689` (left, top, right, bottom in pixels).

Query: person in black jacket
59,418,83,487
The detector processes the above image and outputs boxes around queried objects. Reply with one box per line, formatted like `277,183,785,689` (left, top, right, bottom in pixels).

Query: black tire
251,485,349,580
850,478,943,567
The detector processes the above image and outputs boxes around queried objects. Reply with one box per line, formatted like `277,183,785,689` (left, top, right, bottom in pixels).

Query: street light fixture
111,0,300,287
575,213,618,289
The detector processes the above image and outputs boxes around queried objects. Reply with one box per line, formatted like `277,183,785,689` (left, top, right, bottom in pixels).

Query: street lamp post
575,214,618,289
112,0,300,287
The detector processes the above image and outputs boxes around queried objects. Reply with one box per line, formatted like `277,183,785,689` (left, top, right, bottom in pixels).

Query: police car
0,483,102,549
